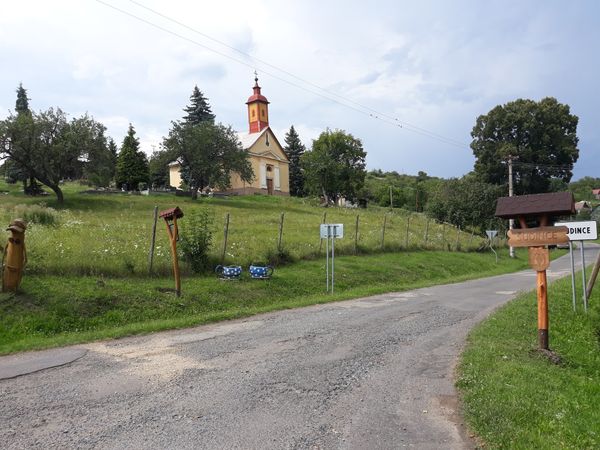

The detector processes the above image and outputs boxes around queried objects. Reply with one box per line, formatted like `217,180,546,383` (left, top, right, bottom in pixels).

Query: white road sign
555,221,597,241
320,224,344,239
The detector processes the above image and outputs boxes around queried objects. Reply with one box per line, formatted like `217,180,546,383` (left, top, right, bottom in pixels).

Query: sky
1,0,598,180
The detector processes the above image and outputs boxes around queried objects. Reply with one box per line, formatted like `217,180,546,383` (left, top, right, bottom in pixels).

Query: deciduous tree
471,97,579,194
162,121,253,200
302,129,366,204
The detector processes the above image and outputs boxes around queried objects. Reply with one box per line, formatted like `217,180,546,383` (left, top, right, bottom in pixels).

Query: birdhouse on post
159,207,184,296
495,192,574,350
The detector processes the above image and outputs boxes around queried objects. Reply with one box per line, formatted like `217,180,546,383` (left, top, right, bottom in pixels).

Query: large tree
7,83,42,194
471,97,579,195
1,108,109,203
162,121,253,200
115,124,149,191
284,125,306,197
148,148,173,189
183,86,215,125
301,129,367,204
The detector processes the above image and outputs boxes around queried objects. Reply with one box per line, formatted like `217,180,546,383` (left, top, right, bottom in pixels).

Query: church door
267,179,274,195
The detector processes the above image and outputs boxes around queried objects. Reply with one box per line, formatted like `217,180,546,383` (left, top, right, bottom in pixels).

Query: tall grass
0,181,488,277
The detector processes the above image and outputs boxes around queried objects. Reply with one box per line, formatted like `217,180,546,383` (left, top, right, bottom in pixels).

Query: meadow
1,181,489,277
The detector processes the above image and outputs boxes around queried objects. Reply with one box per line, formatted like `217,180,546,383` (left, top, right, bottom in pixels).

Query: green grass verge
0,248,532,354
457,271,600,449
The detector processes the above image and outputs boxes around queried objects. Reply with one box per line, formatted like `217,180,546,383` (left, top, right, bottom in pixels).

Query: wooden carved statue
2,219,27,292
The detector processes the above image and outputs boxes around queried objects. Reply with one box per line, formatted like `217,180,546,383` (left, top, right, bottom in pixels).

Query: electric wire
93,0,468,149
126,0,467,148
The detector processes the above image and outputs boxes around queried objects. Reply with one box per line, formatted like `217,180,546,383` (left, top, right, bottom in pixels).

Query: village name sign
496,191,576,350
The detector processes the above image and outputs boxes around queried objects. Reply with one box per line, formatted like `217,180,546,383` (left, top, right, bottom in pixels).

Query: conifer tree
115,124,149,191
183,86,215,125
284,125,306,196
15,83,30,115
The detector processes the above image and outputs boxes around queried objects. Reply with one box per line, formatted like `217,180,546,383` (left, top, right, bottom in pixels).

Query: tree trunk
191,186,199,200
48,184,64,204
321,187,329,206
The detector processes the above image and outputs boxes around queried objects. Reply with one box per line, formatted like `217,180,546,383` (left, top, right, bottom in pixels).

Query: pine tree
284,125,306,196
10,83,42,194
183,86,215,125
15,83,30,115
115,124,149,191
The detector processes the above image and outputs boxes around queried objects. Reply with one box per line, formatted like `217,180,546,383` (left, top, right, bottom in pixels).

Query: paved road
1,249,596,449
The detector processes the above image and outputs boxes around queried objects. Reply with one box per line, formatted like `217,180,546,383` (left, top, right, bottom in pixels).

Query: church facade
169,77,290,196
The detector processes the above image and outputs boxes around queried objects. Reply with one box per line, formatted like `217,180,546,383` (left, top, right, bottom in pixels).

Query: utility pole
508,155,515,258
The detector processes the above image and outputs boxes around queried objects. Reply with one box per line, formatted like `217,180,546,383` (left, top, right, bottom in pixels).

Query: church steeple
246,73,269,133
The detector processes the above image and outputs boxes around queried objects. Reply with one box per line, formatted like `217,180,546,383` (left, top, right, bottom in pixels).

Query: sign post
555,220,598,312
507,226,569,350
496,191,575,351
485,230,498,263
320,224,344,293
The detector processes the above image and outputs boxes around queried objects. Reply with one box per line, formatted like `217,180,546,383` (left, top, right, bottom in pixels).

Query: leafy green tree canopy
301,129,367,204
426,175,504,233
1,108,109,203
284,125,306,197
115,124,149,191
471,97,579,195
162,121,253,200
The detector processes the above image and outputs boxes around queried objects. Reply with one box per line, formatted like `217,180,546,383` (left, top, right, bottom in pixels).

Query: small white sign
486,230,498,240
555,221,597,241
320,223,344,239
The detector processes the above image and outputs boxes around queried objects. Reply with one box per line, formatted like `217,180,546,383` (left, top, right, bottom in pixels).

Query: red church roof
246,76,269,104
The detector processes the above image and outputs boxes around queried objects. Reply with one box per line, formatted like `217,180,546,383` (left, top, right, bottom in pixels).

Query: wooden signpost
496,192,575,350
159,207,184,296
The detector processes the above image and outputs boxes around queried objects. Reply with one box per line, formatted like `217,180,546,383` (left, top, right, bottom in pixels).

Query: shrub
179,209,214,273
12,204,59,226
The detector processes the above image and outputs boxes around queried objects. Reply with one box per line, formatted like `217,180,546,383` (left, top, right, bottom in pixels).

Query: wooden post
221,213,230,264
537,269,549,350
148,206,158,274
469,229,475,247
354,215,359,254
424,219,430,246
405,216,410,248
319,212,327,253
165,216,181,296
381,214,387,250
586,249,600,299
278,212,285,252
389,186,393,211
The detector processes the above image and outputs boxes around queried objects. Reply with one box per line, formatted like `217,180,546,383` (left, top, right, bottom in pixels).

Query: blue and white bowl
215,265,242,279
249,265,274,279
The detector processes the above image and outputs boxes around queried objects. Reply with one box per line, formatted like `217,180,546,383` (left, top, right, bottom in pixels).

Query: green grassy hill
1,181,486,277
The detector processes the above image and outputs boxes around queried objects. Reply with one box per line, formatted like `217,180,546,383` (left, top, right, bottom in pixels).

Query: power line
93,0,468,149
126,0,468,148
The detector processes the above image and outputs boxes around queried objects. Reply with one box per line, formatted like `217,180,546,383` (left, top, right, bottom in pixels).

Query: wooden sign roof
495,192,574,219
159,207,184,220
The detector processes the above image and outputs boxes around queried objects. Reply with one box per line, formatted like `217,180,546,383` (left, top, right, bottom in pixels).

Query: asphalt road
1,248,597,449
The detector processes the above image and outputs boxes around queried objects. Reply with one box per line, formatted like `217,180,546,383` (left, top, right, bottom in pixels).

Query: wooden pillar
537,269,548,350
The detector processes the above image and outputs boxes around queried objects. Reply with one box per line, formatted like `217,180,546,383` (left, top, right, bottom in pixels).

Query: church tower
246,74,269,133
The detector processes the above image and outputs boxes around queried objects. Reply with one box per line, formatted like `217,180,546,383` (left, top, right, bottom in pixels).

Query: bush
178,209,214,273
12,203,59,226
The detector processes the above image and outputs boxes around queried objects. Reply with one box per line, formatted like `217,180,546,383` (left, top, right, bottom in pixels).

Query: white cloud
1,0,598,178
